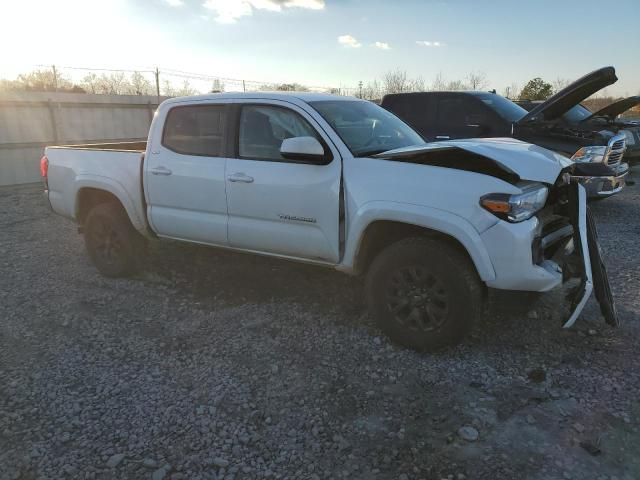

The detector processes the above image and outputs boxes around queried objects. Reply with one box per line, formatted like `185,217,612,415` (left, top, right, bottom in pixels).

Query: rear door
225,100,342,263
433,94,497,140
145,102,230,245
383,94,435,139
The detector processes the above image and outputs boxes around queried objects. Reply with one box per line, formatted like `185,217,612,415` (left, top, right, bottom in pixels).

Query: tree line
0,68,318,97
1,68,637,116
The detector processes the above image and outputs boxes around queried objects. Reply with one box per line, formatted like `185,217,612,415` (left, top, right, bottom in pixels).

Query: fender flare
342,201,496,281
73,175,146,233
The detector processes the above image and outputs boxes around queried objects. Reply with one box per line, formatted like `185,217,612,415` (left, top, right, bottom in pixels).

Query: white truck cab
41,92,618,350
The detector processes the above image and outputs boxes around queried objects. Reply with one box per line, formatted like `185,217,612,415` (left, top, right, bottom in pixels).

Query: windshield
309,100,425,156
475,93,529,122
563,104,593,122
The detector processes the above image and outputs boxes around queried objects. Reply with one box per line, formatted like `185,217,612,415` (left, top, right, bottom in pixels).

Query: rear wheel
84,203,143,277
365,237,483,351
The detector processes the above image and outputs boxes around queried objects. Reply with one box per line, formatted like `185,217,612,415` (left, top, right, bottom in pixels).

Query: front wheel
365,237,483,351
84,203,143,278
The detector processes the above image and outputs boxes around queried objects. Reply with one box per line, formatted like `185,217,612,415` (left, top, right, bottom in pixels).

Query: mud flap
562,183,618,328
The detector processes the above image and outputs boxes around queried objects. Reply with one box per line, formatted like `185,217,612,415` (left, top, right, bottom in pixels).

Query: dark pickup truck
381,67,629,199
516,96,640,165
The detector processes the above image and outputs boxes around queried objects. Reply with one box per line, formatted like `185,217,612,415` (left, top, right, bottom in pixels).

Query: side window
385,97,420,128
437,97,489,128
163,105,226,156
238,105,320,161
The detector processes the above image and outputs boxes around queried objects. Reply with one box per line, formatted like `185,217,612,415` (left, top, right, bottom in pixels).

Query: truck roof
383,91,491,97
162,91,359,106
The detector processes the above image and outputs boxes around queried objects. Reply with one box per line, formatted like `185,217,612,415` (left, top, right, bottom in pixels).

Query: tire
84,202,143,278
365,237,483,351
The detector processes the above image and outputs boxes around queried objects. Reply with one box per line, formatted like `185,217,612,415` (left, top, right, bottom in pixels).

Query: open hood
374,138,572,184
586,95,640,120
517,67,618,124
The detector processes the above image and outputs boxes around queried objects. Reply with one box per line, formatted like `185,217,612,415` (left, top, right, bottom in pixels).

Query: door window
436,97,488,128
238,105,320,161
162,105,226,156
436,96,498,137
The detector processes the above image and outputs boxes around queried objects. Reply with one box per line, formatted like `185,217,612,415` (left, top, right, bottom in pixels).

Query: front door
225,102,341,263
145,103,230,245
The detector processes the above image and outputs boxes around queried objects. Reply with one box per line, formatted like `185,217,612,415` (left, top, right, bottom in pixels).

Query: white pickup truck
41,92,618,350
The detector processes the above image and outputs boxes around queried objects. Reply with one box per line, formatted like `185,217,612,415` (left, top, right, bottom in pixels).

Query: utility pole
358,80,363,99
243,80,246,92
52,65,58,92
154,67,160,103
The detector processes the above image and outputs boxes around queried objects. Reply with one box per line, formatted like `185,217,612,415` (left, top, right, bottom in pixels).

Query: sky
1,0,639,96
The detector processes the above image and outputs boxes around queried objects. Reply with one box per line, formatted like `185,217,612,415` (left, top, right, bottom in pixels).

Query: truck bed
45,143,148,233
47,141,147,152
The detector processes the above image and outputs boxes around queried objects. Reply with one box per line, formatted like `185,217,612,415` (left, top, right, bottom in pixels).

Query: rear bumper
573,162,629,198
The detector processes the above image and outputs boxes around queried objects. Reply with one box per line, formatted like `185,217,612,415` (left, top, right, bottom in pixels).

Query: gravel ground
1,173,639,480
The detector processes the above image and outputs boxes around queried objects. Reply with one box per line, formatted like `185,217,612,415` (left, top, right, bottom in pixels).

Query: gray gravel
1,171,639,480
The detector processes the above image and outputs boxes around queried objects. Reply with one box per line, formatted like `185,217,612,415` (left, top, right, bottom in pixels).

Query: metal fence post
146,101,155,126
154,68,160,103
47,99,60,145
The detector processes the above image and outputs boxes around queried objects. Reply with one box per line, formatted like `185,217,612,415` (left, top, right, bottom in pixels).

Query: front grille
605,134,626,166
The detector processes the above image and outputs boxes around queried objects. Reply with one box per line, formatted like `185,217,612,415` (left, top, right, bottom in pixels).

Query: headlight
571,145,607,163
480,183,549,223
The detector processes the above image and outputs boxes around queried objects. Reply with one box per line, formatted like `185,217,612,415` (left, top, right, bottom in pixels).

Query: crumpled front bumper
482,182,618,328
546,182,618,328
573,162,629,198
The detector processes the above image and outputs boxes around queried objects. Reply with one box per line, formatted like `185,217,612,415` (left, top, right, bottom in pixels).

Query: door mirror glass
280,136,327,164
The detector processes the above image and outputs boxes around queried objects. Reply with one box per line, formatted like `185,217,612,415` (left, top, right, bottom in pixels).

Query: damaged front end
532,175,619,327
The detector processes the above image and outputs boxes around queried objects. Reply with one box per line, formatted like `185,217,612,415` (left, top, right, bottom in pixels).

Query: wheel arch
343,202,496,281
73,177,146,233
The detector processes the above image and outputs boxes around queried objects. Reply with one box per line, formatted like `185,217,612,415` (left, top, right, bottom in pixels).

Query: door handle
435,136,450,140
150,166,172,176
227,173,254,183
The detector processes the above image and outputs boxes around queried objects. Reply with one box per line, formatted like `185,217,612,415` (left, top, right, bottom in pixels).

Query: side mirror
280,136,328,164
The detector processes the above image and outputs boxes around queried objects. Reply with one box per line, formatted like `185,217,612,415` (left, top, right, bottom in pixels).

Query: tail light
40,155,49,178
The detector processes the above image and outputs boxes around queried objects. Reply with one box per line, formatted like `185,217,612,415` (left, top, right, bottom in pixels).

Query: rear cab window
162,104,227,156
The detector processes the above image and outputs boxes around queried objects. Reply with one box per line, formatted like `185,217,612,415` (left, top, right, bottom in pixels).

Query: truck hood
374,138,572,184
517,66,618,124
586,95,640,121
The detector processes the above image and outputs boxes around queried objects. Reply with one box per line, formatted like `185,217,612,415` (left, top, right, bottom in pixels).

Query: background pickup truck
516,96,640,166
41,92,617,351
381,67,629,199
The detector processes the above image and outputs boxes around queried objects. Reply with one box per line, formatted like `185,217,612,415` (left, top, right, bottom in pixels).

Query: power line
37,64,155,74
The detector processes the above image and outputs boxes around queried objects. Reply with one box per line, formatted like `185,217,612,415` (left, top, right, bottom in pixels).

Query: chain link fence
0,65,361,100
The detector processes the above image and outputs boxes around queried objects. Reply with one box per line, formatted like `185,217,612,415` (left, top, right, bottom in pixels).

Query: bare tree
551,77,571,94
383,69,410,94
96,72,127,94
361,79,382,100
162,79,197,96
1,68,75,92
211,78,225,92
446,79,467,91
410,75,426,92
466,71,488,90
431,72,447,91
502,82,520,99
275,83,310,92
81,73,100,94
127,71,153,95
